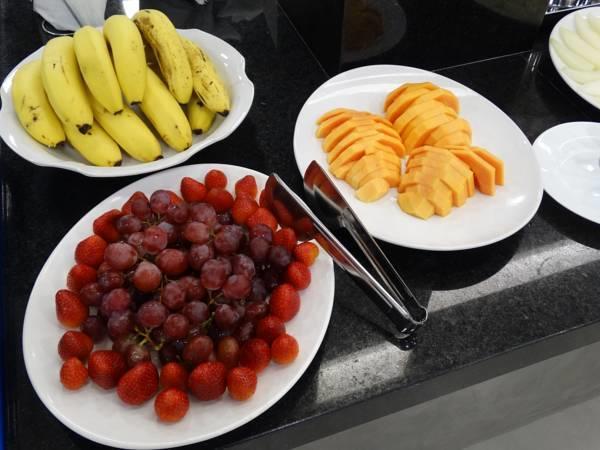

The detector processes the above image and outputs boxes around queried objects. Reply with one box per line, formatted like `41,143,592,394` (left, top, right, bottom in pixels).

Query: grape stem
134,325,163,351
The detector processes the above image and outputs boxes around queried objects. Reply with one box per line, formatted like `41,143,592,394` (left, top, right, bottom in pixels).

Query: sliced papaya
407,154,475,197
471,147,504,185
316,111,371,138
397,191,435,220
330,160,355,179
327,129,380,155
401,107,456,142
412,88,460,113
384,82,438,110
449,149,496,195
323,120,397,152
355,177,390,202
385,88,432,123
359,167,400,188
407,166,468,207
393,100,456,136
404,114,455,152
398,170,446,192
434,131,471,147
406,183,452,217
426,117,472,146
316,108,363,125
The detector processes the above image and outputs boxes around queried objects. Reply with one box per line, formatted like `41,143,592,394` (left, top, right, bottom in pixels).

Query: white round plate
549,6,600,110
0,29,254,177
22,164,334,449
533,121,600,224
293,65,543,251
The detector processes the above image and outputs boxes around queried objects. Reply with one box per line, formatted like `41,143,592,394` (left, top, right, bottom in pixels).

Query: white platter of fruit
22,164,334,449
0,10,254,177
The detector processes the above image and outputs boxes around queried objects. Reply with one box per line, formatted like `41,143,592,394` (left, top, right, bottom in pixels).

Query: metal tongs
264,161,427,337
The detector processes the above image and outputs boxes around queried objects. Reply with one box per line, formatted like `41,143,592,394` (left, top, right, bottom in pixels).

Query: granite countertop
3,1,600,450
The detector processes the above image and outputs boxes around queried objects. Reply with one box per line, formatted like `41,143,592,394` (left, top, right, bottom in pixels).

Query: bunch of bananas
11,10,230,167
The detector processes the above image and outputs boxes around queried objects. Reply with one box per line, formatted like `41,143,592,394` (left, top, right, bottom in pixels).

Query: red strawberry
271,334,299,364
160,362,188,390
231,196,258,225
121,191,149,214
88,350,127,389
180,177,207,203
205,188,234,213
235,175,258,199
239,338,270,373
258,189,268,208
167,190,184,205
293,242,319,266
75,235,108,268
285,261,312,290
205,169,227,190
188,361,227,401
269,284,300,322
155,388,190,422
273,228,297,253
227,367,257,401
58,330,93,361
256,315,286,344
66,263,97,293
117,361,159,405
272,200,294,227
55,289,88,327
246,207,278,232
93,209,123,243
60,357,88,390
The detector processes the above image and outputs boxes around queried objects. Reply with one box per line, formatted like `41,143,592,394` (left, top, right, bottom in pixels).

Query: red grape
217,211,233,225
268,245,291,270
80,315,107,342
222,275,251,300
234,321,255,343
104,242,138,271
182,335,213,365
189,203,217,227
182,221,210,244
178,276,206,302
262,267,281,291
216,336,240,368
132,261,162,293
188,243,214,271
162,282,186,311
132,198,151,220
214,304,241,331
97,270,125,292
143,225,168,254
124,344,151,368
113,334,137,354
163,314,190,341
156,249,188,277
200,258,229,290
248,278,267,302
183,301,210,325
166,202,188,224
127,231,145,255
232,254,256,279
158,221,178,245
107,310,135,339
150,190,171,215
249,237,270,263
249,223,273,242
159,343,179,364
116,215,142,235
136,300,168,328
80,282,103,306
244,301,268,322
214,226,242,255
100,288,132,317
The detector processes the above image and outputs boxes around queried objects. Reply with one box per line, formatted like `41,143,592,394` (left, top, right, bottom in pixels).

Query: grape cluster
80,188,294,369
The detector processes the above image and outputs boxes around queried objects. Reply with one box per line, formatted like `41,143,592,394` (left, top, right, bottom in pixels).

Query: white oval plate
533,121,600,224
22,164,334,449
293,65,543,251
0,29,254,177
549,6,600,110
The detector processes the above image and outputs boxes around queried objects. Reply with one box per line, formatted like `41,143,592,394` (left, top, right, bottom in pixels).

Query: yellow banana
181,37,230,115
103,15,146,104
64,121,122,166
141,67,192,151
90,96,161,162
12,60,65,147
41,36,93,133
73,26,123,114
133,9,192,103
187,95,216,134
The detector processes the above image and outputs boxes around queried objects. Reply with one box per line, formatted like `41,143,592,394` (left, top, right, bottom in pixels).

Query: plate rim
293,64,543,251
533,120,600,224
0,28,255,178
22,163,335,449
548,6,600,111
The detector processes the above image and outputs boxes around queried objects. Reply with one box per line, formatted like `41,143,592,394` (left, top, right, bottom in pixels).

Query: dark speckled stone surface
4,1,600,450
